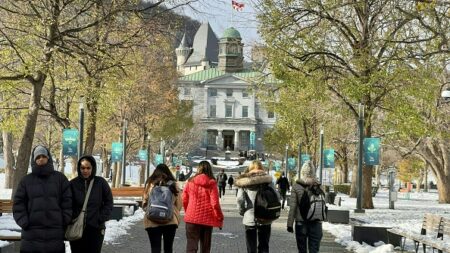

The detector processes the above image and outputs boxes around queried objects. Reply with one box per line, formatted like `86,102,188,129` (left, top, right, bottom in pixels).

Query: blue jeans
295,221,322,253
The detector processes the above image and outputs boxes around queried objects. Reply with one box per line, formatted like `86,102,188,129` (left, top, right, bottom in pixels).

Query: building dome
222,27,241,39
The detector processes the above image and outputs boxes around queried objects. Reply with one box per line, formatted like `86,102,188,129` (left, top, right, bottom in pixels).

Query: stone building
176,23,276,152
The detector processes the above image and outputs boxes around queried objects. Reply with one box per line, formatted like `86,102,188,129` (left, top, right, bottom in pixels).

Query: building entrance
223,131,234,150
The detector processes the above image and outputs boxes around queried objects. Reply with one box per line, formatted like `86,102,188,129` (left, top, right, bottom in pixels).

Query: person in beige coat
142,164,182,253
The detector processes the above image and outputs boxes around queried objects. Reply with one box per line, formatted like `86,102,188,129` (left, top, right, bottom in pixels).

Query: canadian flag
232,0,245,11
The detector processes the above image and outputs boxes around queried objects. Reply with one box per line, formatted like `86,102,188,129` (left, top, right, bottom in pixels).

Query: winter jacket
287,178,322,227
183,174,224,227
235,170,278,226
13,146,72,253
216,172,228,186
70,155,113,229
142,181,182,228
276,176,290,191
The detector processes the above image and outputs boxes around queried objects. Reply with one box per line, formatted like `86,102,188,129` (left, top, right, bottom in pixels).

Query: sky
175,0,261,59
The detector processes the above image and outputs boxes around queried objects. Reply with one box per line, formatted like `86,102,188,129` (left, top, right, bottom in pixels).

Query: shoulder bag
65,179,94,241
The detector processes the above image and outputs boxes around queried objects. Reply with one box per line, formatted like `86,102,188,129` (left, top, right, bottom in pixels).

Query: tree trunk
101,145,110,179
2,131,15,189
139,164,145,186
12,81,45,194
84,98,98,155
342,154,349,183
115,162,122,187
424,165,428,192
59,149,65,173
349,164,358,198
71,156,78,179
363,165,374,209
112,162,118,188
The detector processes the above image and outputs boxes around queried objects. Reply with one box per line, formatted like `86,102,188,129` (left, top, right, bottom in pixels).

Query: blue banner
364,138,380,165
274,161,282,171
324,149,335,168
62,129,78,156
111,142,123,162
301,154,310,166
138,149,147,162
287,157,296,170
250,131,256,150
154,154,163,165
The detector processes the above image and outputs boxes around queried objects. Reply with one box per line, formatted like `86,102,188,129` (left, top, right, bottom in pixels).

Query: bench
388,213,448,253
111,187,145,220
431,217,450,253
111,187,145,198
0,199,21,242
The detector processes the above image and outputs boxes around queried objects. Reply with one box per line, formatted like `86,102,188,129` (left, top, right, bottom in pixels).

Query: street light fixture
122,119,128,186
78,96,85,160
441,87,450,102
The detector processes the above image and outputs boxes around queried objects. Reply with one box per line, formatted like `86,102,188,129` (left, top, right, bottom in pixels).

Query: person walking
287,161,324,253
228,175,234,190
216,169,227,198
69,155,113,253
142,164,182,253
13,145,72,253
276,172,290,210
183,161,224,253
235,160,277,253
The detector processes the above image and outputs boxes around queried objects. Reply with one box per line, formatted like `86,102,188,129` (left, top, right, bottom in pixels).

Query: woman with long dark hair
183,161,224,253
142,163,182,253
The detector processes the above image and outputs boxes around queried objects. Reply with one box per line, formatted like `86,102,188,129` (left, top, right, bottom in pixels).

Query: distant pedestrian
216,169,228,198
235,160,277,253
276,172,290,210
13,145,72,253
183,161,224,253
143,164,182,253
179,171,186,181
228,175,234,190
69,155,113,253
287,161,324,253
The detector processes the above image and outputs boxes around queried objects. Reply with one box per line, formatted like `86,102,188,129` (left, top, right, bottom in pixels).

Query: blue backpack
146,181,174,223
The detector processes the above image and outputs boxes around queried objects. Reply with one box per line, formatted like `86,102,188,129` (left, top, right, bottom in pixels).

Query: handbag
65,179,94,241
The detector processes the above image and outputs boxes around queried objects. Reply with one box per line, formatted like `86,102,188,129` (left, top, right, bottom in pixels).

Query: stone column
216,130,223,151
234,130,240,151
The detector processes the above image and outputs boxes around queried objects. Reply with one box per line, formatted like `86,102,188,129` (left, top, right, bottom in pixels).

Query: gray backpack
146,181,174,223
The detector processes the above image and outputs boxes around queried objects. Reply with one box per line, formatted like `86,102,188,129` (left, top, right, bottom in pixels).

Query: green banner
250,131,256,150
324,149,335,168
62,129,78,156
138,149,147,162
287,157,296,170
154,154,163,165
111,142,123,162
364,138,380,165
301,154,310,166
274,161,282,171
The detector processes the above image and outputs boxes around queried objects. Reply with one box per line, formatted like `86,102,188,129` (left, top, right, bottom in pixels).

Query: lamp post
319,127,324,184
297,140,302,177
146,133,151,179
284,144,289,177
121,119,127,186
78,96,84,160
355,104,365,213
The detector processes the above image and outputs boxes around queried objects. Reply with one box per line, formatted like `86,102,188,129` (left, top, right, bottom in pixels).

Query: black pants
295,222,322,253
280,190,287,209
245,224,271,253
218,184,226,198
146,224,177,253
185,222,213,253
70,225,104,253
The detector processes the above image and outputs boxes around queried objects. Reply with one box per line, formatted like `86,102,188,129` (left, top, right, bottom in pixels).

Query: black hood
77,155,97,180
30,145,54,177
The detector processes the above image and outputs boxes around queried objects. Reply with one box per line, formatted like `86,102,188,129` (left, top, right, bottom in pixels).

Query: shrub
333,184,351,195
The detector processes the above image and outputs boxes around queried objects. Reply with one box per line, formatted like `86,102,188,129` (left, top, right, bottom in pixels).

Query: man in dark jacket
216,169,228,198
276,172,290,209
13,145,72,253
69,155,113,253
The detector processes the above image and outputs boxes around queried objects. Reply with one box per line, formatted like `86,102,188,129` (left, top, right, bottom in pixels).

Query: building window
226,88,233,97
207,131,216,145
184,87,191,95
268,111,275,119
209,88,217,97
225,105,233,118
242,91,248,97
242,106,248,118
209,105,216,117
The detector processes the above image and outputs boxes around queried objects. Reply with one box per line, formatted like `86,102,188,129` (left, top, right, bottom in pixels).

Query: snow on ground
1,172,450,252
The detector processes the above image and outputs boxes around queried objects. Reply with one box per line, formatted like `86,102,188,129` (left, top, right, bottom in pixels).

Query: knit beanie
33,145,49,161
300,161,316,180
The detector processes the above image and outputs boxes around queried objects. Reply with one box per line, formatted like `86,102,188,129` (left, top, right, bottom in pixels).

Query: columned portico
216,130,224,151
234,130,240,151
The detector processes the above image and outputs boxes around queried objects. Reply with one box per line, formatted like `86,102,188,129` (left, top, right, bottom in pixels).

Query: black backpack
299,184,327,221
254,183,281,223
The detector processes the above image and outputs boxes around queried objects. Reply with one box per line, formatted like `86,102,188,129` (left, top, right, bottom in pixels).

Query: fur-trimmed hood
295,177,319,187
234,171,272,188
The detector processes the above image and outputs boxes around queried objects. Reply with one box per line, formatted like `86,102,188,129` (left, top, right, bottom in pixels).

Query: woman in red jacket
183,160,224,253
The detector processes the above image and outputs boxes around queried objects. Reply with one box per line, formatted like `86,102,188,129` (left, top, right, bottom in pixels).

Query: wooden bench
0,199,21,241
388,213,447,253
111,187,144,198
111,187,145,220
431,217,450,253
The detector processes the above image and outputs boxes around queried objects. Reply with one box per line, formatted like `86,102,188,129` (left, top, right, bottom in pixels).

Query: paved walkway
103,187,351,253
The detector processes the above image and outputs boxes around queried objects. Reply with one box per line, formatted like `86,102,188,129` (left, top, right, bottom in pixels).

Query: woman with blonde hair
183,161,224,253
235,160,279,253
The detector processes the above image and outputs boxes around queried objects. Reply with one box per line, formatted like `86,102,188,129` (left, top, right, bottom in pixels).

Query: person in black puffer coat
69,155,113,253
13,145,72,253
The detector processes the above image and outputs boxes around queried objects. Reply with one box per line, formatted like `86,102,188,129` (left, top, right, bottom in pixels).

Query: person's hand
287,226,294,233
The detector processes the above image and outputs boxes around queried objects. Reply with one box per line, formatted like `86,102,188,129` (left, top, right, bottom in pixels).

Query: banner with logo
301,154,311,166
287,157,296,170
138,149,147,163
154,154,163,166
250,131,256,150
324,149,335,168
364,138,380,165
111,142,123,162
62,129,78,156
